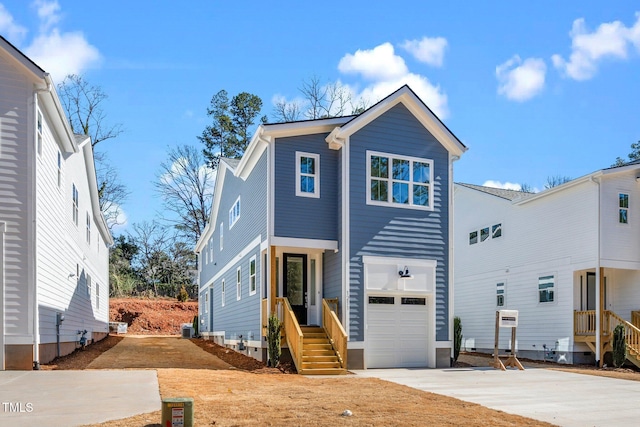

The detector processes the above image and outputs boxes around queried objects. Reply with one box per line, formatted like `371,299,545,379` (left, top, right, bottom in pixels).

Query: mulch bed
189,338,296,373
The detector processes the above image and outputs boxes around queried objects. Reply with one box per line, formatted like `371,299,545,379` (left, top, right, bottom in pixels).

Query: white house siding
454,181,599,362
35,110,109,356
0,50,35,350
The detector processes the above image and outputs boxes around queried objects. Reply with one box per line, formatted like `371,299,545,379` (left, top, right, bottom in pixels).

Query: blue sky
1,1,640,235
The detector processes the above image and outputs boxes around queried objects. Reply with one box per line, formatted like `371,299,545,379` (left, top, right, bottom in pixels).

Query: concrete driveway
354,366,640,427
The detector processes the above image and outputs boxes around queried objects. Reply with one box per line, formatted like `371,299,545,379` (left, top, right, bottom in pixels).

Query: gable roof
325,85,467,156
456,183,534,201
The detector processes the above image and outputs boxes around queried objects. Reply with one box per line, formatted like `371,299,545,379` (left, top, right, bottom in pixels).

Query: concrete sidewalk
354,367,640,427
0,370,160,427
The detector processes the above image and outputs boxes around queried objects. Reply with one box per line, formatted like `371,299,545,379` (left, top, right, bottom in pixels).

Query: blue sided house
195,85,467,374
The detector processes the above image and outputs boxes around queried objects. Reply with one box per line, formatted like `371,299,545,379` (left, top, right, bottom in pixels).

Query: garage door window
369,296,394,304
401,297,426,305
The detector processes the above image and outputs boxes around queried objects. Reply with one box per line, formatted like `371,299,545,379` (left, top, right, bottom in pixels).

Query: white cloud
0,4,28,43
482,180,522,191
496,55,546,102
552,14,640,80
33,0,61,33
338,42,408,80
401,36,448,67
337,42,449,119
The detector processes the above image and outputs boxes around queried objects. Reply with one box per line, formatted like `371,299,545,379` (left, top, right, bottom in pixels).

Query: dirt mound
110,298,198,335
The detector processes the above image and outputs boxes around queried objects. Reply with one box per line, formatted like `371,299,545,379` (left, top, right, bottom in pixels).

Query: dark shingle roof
456,183,536,201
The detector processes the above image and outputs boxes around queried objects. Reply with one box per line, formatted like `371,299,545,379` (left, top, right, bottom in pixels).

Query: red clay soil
109,298,198,334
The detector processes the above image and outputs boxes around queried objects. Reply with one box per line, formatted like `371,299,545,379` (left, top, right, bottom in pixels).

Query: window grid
295,152,320,198
249,256,257,295
538,275,555,303
229,197,241,228
367,151,433,210
619,193,629,224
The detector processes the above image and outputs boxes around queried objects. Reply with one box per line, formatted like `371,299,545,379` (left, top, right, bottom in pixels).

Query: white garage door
366,295,429,368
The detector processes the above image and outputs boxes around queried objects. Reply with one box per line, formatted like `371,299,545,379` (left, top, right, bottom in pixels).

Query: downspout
449,154,460,365
591,175,601,366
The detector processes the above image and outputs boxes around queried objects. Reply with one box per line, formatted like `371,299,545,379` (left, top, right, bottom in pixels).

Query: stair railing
276,297,303,373
322,299,348,369
608,311,640,359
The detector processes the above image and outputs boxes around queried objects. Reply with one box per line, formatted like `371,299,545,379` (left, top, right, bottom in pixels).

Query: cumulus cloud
338,42,408,80
337,42,449,119
496,55,546,101
482,180,523,191
33,0,61,33
401,36,448,67
552,14,640,80
0,4,28,43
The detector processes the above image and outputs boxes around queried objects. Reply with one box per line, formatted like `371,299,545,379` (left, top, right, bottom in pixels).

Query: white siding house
454,161,640,365
0,36,112,370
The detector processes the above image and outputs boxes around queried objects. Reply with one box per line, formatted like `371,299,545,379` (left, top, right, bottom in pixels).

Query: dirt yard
109,298,198,334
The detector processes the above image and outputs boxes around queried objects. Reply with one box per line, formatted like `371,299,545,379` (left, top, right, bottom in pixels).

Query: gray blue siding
348,103,450,341
201,150,267,340
274,133,338,240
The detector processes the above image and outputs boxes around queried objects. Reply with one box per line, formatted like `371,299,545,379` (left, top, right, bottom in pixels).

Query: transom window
229,197,241,228
496,282,505,307
619,193,629,224
295,152,320,198
367,151,433,210
538,275,555,303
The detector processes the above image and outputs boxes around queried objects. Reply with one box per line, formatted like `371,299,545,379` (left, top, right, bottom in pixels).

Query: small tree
192,315,199,337
177,286,189,302
613,324,626,368
267,314,282,368
453,316,463,363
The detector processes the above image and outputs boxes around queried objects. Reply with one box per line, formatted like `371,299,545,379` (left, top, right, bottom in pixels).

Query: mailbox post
493,310,524,371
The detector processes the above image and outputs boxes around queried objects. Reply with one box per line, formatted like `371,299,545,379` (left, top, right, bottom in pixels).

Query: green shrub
613,324,626,368
267,314,281,368
192,315,199,337
454,316,462,363
177,286,189,302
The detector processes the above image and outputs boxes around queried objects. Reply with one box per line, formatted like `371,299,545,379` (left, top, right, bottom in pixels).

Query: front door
587,272,596,311
284,254,307,325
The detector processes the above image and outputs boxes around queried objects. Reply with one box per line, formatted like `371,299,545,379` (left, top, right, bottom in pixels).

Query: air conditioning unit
182,325,194,338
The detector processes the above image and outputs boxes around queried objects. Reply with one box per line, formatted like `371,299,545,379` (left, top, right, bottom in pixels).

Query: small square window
480,227,490,242
492,224,502,238
469,231,478,245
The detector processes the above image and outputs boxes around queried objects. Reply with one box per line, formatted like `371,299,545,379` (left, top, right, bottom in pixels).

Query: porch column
598,267,605,367
270,246,276,313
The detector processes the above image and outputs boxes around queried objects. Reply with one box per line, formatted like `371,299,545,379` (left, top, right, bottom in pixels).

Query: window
205,247,209,265
209,238,214,263
96,282,100,310
492,223,502,238
367,151,433,210
72,184,79,225
296,152,320,198
229,197,241,227
36,110,43,156
87,274,92,296
221,280,225,306
402,297,426,305
57,151,62,187
619,193,629,224
538,275,555,303
369,296,395,304
469,231,478,245
220,223,224,250
480,227,490,242
249,256,257,295
205,291,209,314
496,282,505,307
236,267,242,300
86,212,91,244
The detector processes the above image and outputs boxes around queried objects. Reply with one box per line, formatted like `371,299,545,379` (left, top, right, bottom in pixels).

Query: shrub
454,316,462,363
177,286,189,302
613,324,626,368
267,314,281,368
192,315,199,337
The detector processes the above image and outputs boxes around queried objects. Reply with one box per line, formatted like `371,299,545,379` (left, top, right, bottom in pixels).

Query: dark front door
284,253,307,325
587,272,596,311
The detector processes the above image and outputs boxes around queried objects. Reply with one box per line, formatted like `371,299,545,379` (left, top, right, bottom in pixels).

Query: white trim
229,196,241,229
226,339,262,348
203,235,262,288
249,255,257,296
260,239,268,252
295,151,320,198
362,255,437,267
342,136,350,338
347,341,365,349
270,236,337,250
366,150,434,211
236,266,242,301
435,341,453,348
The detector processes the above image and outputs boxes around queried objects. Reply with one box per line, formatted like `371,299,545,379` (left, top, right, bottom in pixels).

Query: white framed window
249,255,257,295
220,223,224,251
205,291,209,314
229,197,241,228
221,279,225,307
469,231,478,245
492,223,502,238
295,152,320,198
87,274,92,296
96,282,100,310
619,193,629,224
480,227,490,242
57,151,62,187
205,247,209,264
209,239,214,263
36,110,43,157
538,275,555,303
367,151,433,210
496,282,505,307
72,184,79,225
86,212,91,244
236,266,242,300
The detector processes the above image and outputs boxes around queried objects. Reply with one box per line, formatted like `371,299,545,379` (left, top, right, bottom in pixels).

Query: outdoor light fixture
398,267,413,279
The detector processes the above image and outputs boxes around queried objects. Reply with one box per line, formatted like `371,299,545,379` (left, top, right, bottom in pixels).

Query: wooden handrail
261,298,268,337
632,311,640,329
574,310,596,335
322,299,348,369
608,311,640,356
275,297,303,373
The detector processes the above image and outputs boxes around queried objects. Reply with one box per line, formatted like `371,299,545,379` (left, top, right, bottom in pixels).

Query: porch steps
298,326,347,375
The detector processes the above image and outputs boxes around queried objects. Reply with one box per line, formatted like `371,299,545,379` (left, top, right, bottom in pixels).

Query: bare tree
95,152,129,229
57,74,123,147
130,221,170,296
273,98,302,122
154,145,214,243
544,175,572,189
